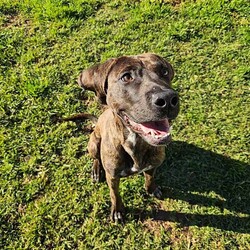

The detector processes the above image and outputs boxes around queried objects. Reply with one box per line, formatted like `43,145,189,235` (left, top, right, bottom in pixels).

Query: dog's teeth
150,131,156,138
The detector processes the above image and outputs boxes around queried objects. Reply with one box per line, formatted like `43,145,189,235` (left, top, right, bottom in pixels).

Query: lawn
0,0,249,249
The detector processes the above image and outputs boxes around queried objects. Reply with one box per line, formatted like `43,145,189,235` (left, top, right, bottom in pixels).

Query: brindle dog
77,53,179,222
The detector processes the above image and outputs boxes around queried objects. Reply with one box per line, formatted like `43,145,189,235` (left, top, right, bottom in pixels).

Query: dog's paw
147,186,162,199
152,186,163,199
91,160,105,183
111,209,125,224
91,168,105,183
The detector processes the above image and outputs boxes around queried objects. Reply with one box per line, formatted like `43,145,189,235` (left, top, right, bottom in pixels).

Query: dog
74,53,179,222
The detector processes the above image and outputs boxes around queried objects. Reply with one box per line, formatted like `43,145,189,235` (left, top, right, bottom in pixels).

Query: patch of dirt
143,217,192,247
160,0,188,8
143,202,193,246
3,13,30,28
143,219,173,236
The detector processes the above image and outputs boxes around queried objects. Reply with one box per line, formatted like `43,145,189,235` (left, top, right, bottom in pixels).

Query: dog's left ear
78,58,117,104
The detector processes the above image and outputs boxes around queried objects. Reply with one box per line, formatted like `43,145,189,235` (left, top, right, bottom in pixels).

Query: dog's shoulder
97,108,124,139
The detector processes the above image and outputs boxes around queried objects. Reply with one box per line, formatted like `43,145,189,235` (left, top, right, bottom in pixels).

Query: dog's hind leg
88,130,105,182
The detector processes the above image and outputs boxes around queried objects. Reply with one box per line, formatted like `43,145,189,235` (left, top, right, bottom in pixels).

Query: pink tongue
140,120,169,135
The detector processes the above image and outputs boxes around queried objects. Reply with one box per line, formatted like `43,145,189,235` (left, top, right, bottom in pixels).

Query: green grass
0,0,249,249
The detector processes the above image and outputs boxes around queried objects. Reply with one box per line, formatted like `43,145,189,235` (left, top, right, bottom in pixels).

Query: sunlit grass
0,0,249,249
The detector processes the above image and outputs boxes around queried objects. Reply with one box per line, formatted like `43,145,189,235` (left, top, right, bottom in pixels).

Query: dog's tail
59,113,98,124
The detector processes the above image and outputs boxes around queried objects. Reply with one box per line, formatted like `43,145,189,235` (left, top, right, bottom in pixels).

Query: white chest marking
126,128,136,147
131,164,155,174
120,164,155,177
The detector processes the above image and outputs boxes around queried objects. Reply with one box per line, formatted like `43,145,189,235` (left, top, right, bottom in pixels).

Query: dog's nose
152,90,179,109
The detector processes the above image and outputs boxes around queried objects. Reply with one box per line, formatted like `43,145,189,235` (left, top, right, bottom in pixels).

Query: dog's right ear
78,58,117,105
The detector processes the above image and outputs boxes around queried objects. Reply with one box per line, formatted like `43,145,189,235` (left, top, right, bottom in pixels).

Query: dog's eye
162,68,169,76
121,73,133,82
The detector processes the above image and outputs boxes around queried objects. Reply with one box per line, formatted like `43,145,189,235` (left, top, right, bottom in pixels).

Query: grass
0,0,249,249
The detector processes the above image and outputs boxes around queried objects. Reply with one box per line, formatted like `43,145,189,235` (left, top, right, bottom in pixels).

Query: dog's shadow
134,141,250,233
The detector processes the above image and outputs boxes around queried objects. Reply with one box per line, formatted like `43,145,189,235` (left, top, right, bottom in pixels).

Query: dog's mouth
122,114,172,146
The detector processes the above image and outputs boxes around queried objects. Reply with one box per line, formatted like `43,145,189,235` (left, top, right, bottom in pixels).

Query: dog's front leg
105,173,125,223
144,169,162,199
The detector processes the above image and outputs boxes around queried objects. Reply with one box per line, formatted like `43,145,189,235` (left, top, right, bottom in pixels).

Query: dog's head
78,53,179,146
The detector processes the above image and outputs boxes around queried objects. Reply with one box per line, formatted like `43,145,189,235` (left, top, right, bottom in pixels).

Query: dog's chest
119,130,157,177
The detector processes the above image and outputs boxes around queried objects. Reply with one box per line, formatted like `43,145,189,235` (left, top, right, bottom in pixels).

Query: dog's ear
78,58,116,104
